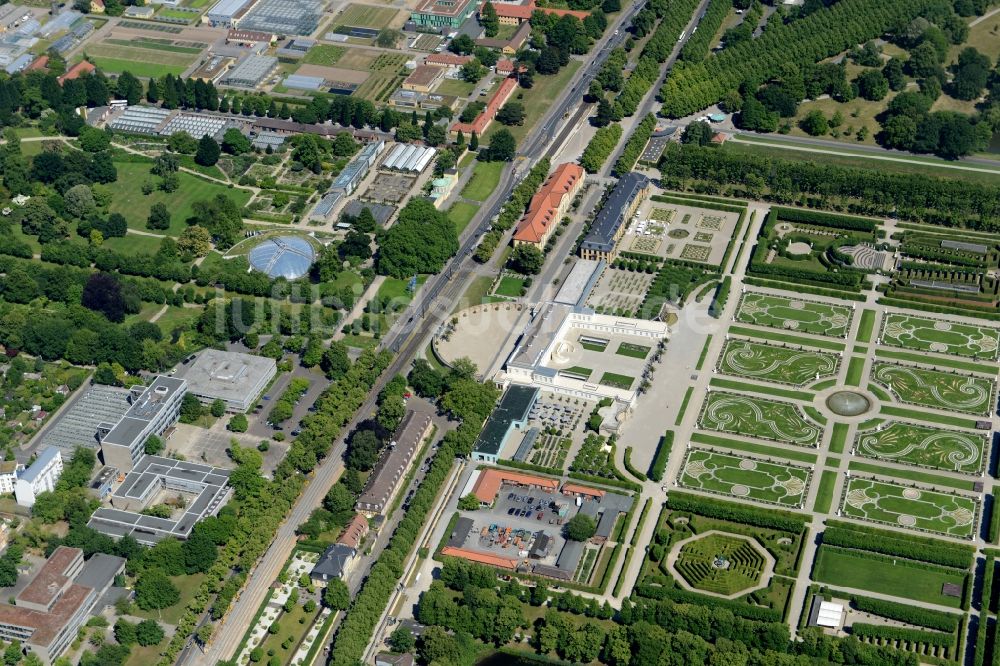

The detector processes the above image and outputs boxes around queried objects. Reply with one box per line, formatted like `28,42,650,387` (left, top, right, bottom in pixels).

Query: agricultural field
331,3,405,29
870,362,994,415
85,39,199,76
879,313,1000,360
736,292,853,337
717,338,839,386
853,421,985,474
302,44,346,66
679,449,810,506
698,392,821,447
841,477,978,538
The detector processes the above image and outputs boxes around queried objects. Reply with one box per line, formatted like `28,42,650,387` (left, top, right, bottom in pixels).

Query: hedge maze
699,392,822,447
841,477,979,538
736,292,852,337
674,533,766,596
871,362,995,415
880,313,1000,360
679,449,810,506
718,338,839,386
853,421,985,474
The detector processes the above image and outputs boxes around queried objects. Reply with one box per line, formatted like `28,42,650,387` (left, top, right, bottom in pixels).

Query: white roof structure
815,602,843,628
382,144,435,173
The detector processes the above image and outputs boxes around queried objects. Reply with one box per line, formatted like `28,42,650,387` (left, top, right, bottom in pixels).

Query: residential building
15,448,62,508
579,172,651,261
355,409,434,516
0,547,125,664
424,52,473,68
402,64,444,93
57,60,95,85
471,385,539,463
411,0,477,28
475,21,529,54
98,376,186,472
309,544,355,583
480,0,588,24
88,455,232,545
337,514,369,550
512,162,584,248
450,76,517,136
182,349,276,412
0,461,19,494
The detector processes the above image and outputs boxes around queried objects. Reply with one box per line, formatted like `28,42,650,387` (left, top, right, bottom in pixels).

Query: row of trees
657,143,1000,228
659,0,940,117
474,158,551,263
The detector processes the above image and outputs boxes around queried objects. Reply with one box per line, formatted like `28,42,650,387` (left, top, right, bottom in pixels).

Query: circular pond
825,390,872,417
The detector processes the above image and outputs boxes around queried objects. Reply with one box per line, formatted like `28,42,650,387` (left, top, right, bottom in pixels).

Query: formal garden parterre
840,476,979,539
870,361,995,416
698,391,822,447
678,448,811,507
879,312,1000,360
735,291,853,338
717,338,840,386
852,421,986,475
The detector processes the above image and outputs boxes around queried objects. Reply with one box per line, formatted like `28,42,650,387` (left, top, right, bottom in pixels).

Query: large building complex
88,455,232,545
14,448,62,508
580,173,651,261
356,409,434,516
472,385,539,463
411,0,477,28
182,349,276,412
0,547,125,664
98,376,186,472
513,162,584,248
221,54,277,88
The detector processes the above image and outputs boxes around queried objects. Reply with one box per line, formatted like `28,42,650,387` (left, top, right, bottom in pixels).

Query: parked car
508,508,515,515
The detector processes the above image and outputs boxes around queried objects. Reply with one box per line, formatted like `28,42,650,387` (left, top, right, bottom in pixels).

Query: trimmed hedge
771,206,877,233
567,470,642,494
823,522,975,569
666,491,808,533
710,276,732,318
850,623,955,648
648,430,673,481
651,194,746,214
984,556,996,615
849,595,960,632
743,277,868,301
990,498,1000,543
633,583,782,621
614,114,656,176
623,447,647,481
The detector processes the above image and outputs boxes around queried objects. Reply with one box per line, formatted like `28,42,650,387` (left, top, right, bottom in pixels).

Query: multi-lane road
192,2,711,662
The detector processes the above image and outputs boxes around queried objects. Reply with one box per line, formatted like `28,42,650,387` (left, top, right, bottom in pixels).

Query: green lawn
101,232,165,255
447,201,479,235
675,387,694,426
106,162,252,235
856,309,876,343
840,476,978,537
689,432,818,463
871,362,994,415
153,305,200,335
708,378,813,402
829,422,849,454
436,78,476,98
736,292,853,337
812,546,965,608
847,461,977,491
717,339,838,386
875,349,998,375
813,470,837,513
461,161,504,202
494,275,525,298
484,60,581,144
699,392,821,447
599,371,635,390
695,334,713,370
254,602,321,665
854,420,984,474
133,573,205,625
616,342,650,359
880,312,1000,360
728,326,845,351
845,356,866,386
878,405,978,429
88,57,187,77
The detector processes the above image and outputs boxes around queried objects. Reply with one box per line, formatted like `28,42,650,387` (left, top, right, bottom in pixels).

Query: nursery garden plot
879,313,1000,360
870,362,995,415
718,339,839,386
736,292,853,338
841,477,978,538
679,449,811,506
853,421,985,475
698,391,822,447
